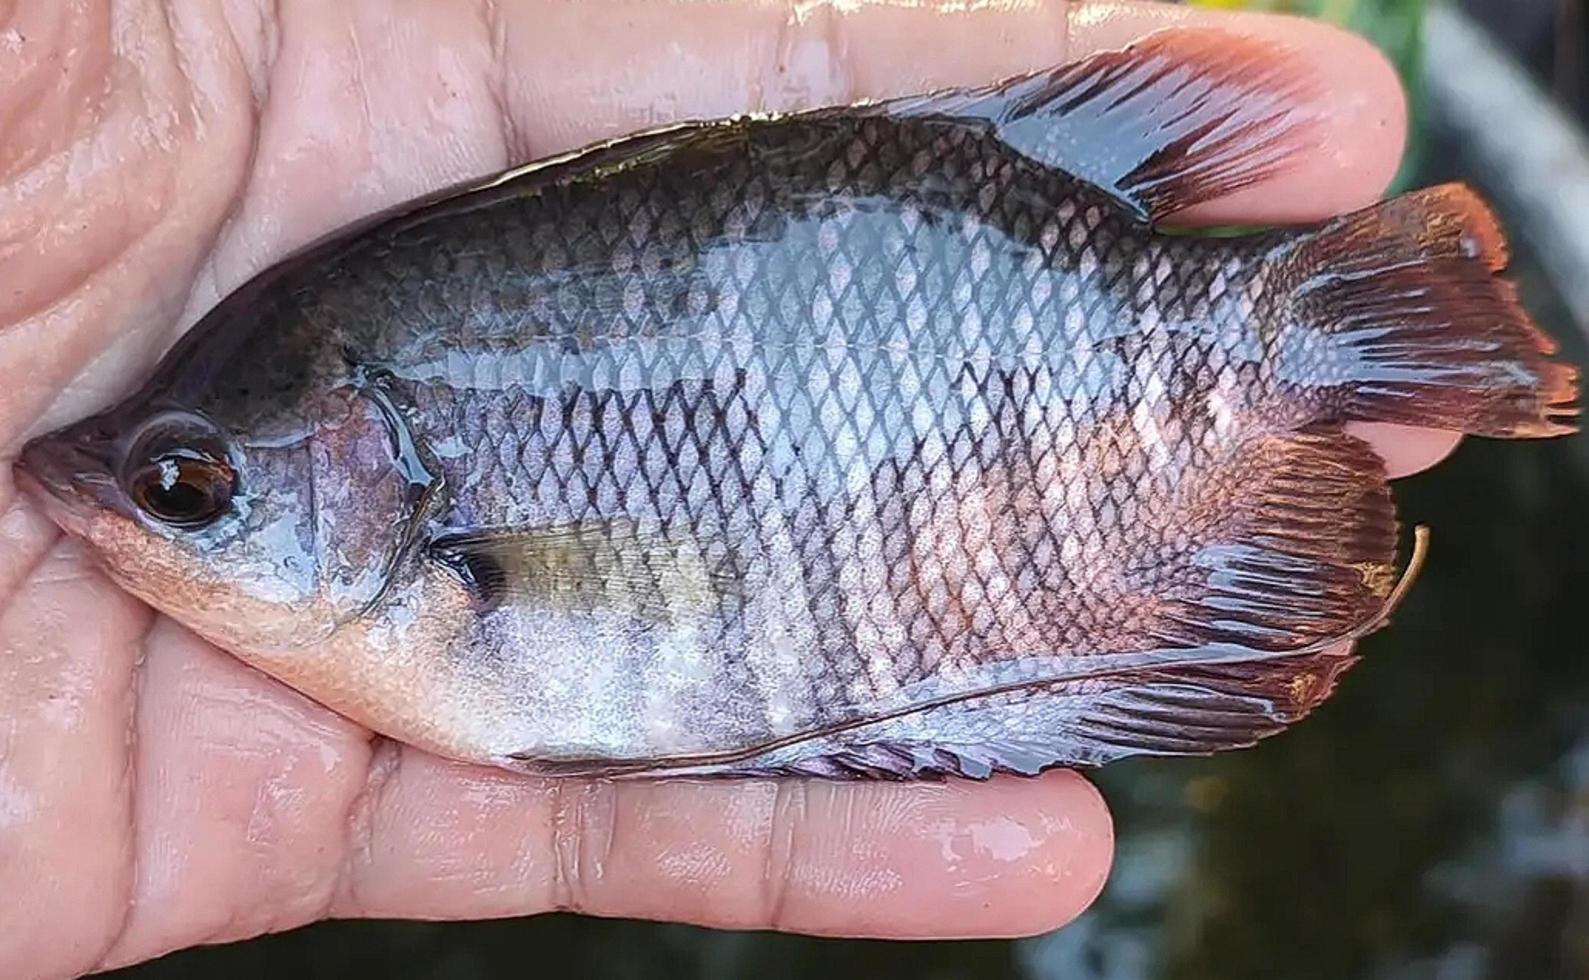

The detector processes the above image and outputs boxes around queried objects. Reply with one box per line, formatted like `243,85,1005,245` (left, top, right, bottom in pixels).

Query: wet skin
0,1,1445,976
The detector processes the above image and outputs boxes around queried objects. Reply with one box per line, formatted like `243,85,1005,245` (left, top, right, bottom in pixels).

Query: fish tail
1275,182,1579,437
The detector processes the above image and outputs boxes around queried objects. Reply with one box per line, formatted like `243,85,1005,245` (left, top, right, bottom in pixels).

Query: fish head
17,376,427,655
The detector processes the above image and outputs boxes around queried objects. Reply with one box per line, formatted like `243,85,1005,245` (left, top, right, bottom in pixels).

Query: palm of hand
0,2,1446,976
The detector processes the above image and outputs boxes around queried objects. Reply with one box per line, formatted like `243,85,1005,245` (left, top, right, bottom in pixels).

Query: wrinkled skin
0,1,1449,976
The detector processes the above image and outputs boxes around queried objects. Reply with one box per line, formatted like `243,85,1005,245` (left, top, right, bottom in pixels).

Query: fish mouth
14,434,123,529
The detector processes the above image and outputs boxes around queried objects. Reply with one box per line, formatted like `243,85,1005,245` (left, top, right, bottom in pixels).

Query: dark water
105,110,1589,980
1461,0,1589,119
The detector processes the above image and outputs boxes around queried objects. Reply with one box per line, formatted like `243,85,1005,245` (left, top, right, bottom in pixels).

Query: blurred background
106,1,1589,978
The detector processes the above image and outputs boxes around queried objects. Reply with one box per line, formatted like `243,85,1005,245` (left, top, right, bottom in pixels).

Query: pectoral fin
428,519,741,621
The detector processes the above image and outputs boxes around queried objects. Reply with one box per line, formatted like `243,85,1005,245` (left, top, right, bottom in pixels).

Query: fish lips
16,428,131,533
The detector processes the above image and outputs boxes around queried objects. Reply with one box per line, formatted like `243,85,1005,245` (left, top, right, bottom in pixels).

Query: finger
0,521,151,980
228,0,1407,285
334,750,1113,940
0,0,257,442
96,618,371,971
1348,424,1463,480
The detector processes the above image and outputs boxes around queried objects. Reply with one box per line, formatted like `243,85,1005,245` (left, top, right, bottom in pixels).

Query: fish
15,28,1580,780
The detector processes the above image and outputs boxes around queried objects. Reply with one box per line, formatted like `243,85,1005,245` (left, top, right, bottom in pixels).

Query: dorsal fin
873,28,1327,222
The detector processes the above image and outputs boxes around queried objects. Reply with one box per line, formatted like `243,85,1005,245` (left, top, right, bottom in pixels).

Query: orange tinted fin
1147,429,1399,651
1276,183,1581,437
875,28,1326,221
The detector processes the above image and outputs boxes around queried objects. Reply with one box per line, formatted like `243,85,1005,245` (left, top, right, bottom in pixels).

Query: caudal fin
1277,183,1579,437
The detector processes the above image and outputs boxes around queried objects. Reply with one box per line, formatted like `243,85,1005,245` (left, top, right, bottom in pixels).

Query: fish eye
121,415,237,529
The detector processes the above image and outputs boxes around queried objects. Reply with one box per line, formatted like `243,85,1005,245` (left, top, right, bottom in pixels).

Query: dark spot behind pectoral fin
429,537,511,608
869,28,1327,222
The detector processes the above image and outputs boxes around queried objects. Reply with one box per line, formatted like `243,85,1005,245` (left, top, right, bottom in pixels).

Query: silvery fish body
19,30,1578,779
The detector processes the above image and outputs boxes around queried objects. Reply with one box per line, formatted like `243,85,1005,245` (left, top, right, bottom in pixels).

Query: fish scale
19,29,1577,779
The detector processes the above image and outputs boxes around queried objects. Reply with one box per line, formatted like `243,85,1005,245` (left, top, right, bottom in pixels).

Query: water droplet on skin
0,770,37,831
933,814,1044,867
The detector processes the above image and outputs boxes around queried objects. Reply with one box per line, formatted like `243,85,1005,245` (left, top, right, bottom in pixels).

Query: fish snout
15,432,123,526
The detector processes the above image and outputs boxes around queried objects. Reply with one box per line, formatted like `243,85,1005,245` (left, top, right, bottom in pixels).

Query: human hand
0,2,1451,976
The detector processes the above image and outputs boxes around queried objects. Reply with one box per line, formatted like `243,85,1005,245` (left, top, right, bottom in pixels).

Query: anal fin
679,647,1362,780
